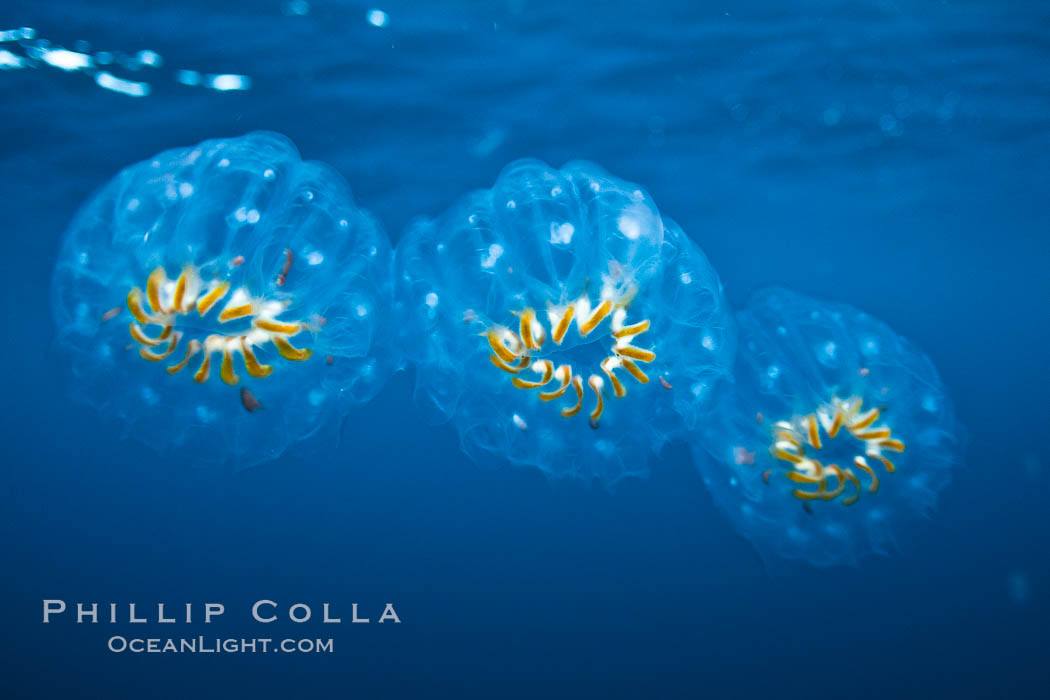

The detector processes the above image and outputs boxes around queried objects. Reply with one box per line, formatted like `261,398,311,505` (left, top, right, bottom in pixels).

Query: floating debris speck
206,73,251,91
96,71,150,97
175,69,201,86
39,47,92,71
136,49,161,67
367,9,390,28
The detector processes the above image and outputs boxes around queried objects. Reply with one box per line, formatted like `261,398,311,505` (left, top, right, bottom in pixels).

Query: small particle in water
175,69,202,86
326,354,334,366
859,367,870,376
802,503,814,515
367,8,390,28
206,74,251,91
659,376,673,390
41,48,92,72
100,307,121,323
756,412,764,424
95,71,150,97
589,418,600,430
512,414,527,431
276,248,293,286
240,388,261,412
733,447,755,465
762,470,771,485
136,49,162,67
231,255,244,267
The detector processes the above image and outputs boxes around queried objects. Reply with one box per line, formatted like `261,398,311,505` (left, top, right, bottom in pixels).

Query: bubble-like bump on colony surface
51,131,398,467
395,159,735,484
693,287,959,566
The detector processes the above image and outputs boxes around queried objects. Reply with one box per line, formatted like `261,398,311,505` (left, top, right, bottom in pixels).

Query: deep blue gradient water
2,1,1048,697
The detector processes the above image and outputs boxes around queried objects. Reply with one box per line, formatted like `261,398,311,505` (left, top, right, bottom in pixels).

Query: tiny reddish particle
231,255,245,267
276,248,293,286
756,412,764,424
326,355,334,366
733,446,755,465
100,307,122,323
858,367,870,377
762,470,771,485
659,376,673,390
240,387,261,412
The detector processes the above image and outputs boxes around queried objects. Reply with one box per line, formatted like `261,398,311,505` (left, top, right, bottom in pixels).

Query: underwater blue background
1,0,1048,697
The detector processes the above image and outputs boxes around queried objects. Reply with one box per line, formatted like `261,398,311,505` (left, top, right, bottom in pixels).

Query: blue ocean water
1,1,1048,697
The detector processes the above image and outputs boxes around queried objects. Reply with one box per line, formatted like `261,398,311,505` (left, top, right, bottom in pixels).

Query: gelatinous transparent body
396,159,734,483
51,132,397,467
693,287,958,566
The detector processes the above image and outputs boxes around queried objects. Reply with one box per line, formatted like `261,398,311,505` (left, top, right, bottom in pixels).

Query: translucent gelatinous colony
51,131,398,466
692,287,958,565
396,159,734,483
